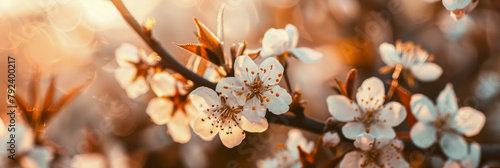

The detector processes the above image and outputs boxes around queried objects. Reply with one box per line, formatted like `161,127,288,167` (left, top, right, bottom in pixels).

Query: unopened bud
323,132,340,148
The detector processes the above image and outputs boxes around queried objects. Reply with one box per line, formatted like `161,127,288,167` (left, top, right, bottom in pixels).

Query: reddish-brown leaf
394,85,416,128
176,43,222,66
378,66,395,75
344,69,357,99
193,18,224,63
334,69,357,100
42,76,56,111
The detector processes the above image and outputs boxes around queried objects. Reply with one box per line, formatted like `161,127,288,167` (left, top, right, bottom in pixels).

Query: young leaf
176,43,221,66
344,69,357,99
175,18,225,66
334,69,357,100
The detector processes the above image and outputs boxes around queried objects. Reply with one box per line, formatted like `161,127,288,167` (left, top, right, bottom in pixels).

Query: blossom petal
234,55,260,84
263,86,292,115
167,110,191,143
339,151,364,168
377,101,406,127
353,133,375,151
219,125,245,148
380,147,410,168
463,142,481,168
286,129,314,154
342,122,366,140
115,43,140,66
146,98,174,125
193,113,218,139
379,42,401,66
443,0,471,10
410,62,442,82
262,28,289,56
240,116,268,133
114,66,136,88
189,87,221,113
289,47,323,63
285,24,298,49
150,72,176,97
242,97,267,122
356,77,386,112
125,77,150,98
453,107,485,137
260,57,284,86
322,132,340,148
326,95,359,122
410,94,438,123
443,160,461,168
437,84,459,116
369,123,396,139
410,122,437,148
216,77,246,104
440,132,467,159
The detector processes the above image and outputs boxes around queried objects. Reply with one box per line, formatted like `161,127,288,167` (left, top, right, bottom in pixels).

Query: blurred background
1,0,500,167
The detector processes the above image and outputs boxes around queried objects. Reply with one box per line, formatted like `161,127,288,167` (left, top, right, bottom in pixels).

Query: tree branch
110,0,500,165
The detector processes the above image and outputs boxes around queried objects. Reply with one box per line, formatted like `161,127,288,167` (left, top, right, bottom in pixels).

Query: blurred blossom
146,72,200,143
327,77,407,139
257,129,314,168
71,153,107,168
475,71,500,100
410,84,485,159
216,56,292,122
0,123,53,168
114,43,160,98
379,41,442,82
264,0,299,9
0,123,34,157
340,133,408,168
190,87,268,148
443,142,480,168
442,0,478,20
322,132,340,148
261,24,323,62
437,12,474,41
327,0,361,25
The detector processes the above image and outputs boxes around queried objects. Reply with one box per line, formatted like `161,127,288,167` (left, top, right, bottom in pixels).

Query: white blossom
257,129,314,168
443,142,480,168
114,43,160,98
379,41,442,82
340,133,409,168
146,72,200,143
327,77,407,139
261,24,323,62
216,55,292,122
410,84,485,159
323,132,340,148
190,87,268,148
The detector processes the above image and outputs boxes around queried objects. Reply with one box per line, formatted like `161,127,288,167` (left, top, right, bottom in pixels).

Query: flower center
201,96,244,135
360,150,382,167
251,80,264,93
245,76,269,102
356,110,380,133
433,112,453,133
